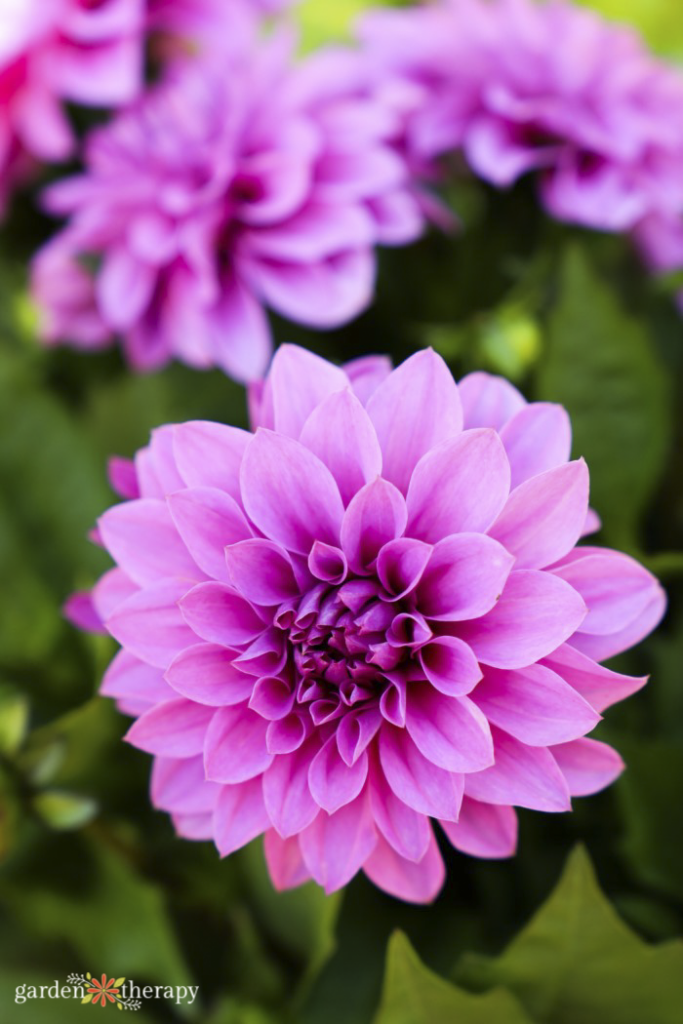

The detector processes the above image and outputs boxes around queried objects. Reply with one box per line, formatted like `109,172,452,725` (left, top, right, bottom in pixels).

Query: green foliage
456,846,683,1024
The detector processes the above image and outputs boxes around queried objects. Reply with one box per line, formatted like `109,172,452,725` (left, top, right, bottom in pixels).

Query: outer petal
465,728,571,812
309,736,368,815
369,770,431,862
214,778,271,856
363,830,445,904
168,488,252,583
489,461,589,570
471,665,601,746
263,739,321,837
366,349,463,493
417,533,514,620
107,578,197,669
165,644,255,706
264,829,312,891
98,499,200,587
180,582,267,646
500,402,572,488
300,389,383,505
100,649,174,715
125,699,215,757
458,372,525,431
406,429,511,543
458,570,587,669
542,643,647,712
173,422,250,502
299,790,378,894
267,343,349,439
551,737,625,796
241,430,345,554
440,798,517,859
151,756,218,815
204,705,273,783
379,725,464,821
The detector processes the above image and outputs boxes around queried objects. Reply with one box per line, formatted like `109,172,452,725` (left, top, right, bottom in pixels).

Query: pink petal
64,590,105,634
214,778,271,856
263,740,321,837
366,349,463,494
417,533,514,620
125,698,215,757
204,705,273,783
207,275,273,383
308,542,348,584
299,791,378,893
551,737,624,796
363,830,445,904
264,829,312,891
173,421,250,503
570,590,666,663
180,582,267,646
248,676,295,720
336,708,382,766
168,488,252,583
500,402,572,489
99,499,200,587
300,389,383,505
97,246,155,331
151,756,218,815
308,736,368,814
418,637,482,697
458,372,525,431
542,643,647,713
343,353,392,405
406,686,494,773
241,430,344,554
489,461,589,570
379,725,464,820
440,798,517,859
225,539,299,605
458,570,587,669
165,644,255,706
100,649,173,714
92,567,137,622
369,769,431,862
406,429,511,543
340,478,407,574
472,664,601,747
465,728,571,812
107,579,197,669
266,343,349,440
377,538,432,600
108,456,139,500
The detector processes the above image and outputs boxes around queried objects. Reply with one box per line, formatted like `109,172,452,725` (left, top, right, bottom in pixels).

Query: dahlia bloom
0,0,144,213
359,0,683,232
31,36,423,379
70,345,665,903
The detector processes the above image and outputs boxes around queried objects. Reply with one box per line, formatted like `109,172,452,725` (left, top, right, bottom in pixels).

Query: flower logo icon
84,974,123,1007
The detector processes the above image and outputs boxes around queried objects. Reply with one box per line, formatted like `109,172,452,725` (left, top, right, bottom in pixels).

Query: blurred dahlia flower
359,0,683,231
31,34,423,379
0,0,143,212
68,345,665,903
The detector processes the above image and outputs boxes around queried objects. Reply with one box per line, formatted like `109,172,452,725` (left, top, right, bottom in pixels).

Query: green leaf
455,846,683,1024
373,932,533,1024
537,245,670,549
81,993,93,1004
32,790,98,831
578,0,683,59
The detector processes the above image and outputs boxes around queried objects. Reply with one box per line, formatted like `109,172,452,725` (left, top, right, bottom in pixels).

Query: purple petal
225,539,299,605
214,778,270,856
263,739,321,837
97,246,155,331
125,698,214,757
363,830,445,904
489,461,589,570
101,650,173,715
418,637,482,696
232,629,287,678
241,430,344,554
570,590,666,663
551,737,624,796
151,756,218,815
204,705,273,783
458,570,587,669
168,488,252,583
379,725,463,821
180,582,267,646
336,708,382,766
249,676,295,721
344,354,392,406
406,429,511,543
341,478,407,574
108,456,139,500
458,372,525,431
440,798,517,859
299,791,378,893
173,421,251,503
417,533,514,620
377,538,432,600
500,402,572,489
64,590,104,634
369,769,431,862
308,542,348,584
472,664,601,747
266,343,349,439
107,578,197,669
165,644,255,706
465,728,571,812
300,388,383,505
99,499,200,587
406,685,494,773
542,643,647,712
366,349,463,493
309,736,369,814
264,830,312,891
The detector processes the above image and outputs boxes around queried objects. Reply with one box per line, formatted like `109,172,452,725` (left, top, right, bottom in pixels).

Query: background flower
71,345,664,903
31,35,424,379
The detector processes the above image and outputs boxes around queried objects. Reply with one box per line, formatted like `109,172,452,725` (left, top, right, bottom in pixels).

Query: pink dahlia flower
0,0,144,212
359,0,683,231
31,37,423,379
69,345,665,903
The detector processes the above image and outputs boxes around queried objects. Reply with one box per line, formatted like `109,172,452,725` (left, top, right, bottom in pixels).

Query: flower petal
165,644,255,706
379,725,464,821
500,402,572,488
225,539,299,605
263,739,321,837
458,372,525,431
214,778,271,856
465,728,571,812
551,737,624,796
180,582,267,646
340,478,407,573
125,698,215,757
418,637,482,696
267,343,349,439
299,791,378,894
309,736,369,814
440,798,517,859
542,643,647,712
264,829,312,890
99,499,200,587
204,705,273,783
173,421,251,503
168,487,252,583
406,686,494,773
363,830,445,904
417,533,514,620
107,579,197,669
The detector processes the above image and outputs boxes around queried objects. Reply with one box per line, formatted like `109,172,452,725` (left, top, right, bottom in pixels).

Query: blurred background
1,1,683,1022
